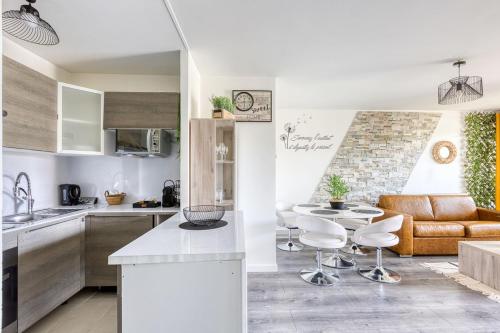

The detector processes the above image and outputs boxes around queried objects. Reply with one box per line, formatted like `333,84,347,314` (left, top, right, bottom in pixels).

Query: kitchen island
109,211,247,333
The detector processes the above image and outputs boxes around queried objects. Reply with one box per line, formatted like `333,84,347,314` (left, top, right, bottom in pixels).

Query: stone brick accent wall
311,111,442,204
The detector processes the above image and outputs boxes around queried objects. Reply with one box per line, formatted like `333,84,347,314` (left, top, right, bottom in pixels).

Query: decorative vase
329,199,345,210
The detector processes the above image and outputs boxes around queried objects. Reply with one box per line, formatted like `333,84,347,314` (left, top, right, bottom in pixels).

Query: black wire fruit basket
183,205,225,226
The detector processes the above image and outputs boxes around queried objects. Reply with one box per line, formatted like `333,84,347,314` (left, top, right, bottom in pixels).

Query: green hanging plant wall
464,112,496,209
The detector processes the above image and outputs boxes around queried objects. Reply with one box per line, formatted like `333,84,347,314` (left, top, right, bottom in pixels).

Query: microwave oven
115,129,171,157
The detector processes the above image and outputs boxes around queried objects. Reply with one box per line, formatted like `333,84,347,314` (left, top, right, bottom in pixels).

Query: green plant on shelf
209,95,235,113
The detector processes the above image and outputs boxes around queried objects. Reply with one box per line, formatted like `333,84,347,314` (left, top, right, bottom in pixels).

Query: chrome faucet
14,172,34,215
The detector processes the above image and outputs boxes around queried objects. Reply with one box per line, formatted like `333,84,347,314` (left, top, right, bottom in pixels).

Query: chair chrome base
300,269,340,286
300,248,340,286
277,228,303,252
357,247,401,283
341,242,368,256
322,249,355,269
358,266,401,284
277,241,304,252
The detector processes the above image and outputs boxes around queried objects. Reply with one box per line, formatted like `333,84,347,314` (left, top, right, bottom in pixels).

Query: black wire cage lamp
2,0,59,45
438,60,483,105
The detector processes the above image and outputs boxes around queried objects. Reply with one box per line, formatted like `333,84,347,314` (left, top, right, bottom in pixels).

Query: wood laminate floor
248,242,500,333
27,241,500,333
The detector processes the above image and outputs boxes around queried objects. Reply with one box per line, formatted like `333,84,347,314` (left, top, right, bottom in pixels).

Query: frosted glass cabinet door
58,83,104,154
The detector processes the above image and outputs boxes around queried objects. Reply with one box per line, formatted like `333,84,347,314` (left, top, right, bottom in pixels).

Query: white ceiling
3,0,183,75
170,0,500,110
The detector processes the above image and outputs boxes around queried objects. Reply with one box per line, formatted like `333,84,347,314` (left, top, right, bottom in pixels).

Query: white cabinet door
57,82,104,154
18,217,84,332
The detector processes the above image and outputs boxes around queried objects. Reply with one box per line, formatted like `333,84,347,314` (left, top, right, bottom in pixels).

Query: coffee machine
59,184,81,206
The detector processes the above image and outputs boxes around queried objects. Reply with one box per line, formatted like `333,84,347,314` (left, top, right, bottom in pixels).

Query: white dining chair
276,201,303,252
352,215,403,283
321,218,366,269
296,215,347,286
338,218,371,256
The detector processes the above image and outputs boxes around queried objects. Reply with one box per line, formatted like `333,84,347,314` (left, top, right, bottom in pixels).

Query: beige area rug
421,262,500,303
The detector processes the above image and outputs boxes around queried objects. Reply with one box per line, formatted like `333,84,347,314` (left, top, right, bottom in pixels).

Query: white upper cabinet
58,83,104,155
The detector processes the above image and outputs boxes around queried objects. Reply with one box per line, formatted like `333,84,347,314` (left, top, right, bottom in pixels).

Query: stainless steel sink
3,208,83,225
3,213,34,223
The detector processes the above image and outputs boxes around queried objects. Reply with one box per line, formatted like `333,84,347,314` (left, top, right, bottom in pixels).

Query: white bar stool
353,215,403,283
276,202,303,252
296,215,347,286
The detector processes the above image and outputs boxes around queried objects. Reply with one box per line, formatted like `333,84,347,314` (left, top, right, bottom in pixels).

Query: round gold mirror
432,141,457,164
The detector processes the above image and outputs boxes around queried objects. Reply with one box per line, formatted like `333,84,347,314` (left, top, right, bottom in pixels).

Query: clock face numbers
234,92,254,112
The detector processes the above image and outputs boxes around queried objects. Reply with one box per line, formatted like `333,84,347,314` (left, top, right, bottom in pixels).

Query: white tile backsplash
2,145,180,216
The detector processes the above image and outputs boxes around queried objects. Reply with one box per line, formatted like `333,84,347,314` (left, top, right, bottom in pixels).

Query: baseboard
247,263,278,273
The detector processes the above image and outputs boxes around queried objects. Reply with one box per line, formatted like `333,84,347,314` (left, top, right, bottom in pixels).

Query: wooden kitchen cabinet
103,92,179,129
58,82,104,155
18,217,84,332
85,215,153,287
2,56,58,152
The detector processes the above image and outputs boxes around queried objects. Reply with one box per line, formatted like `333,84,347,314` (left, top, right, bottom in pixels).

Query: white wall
58,152,180,204
178,49,199,207
3,150,60,215
276,109,357,204
276,109,465,205
200,76,277,272
3,38,71,81
70,73,180,92
403,111,464,194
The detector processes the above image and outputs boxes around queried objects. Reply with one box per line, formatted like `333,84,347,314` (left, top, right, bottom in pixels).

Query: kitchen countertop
108,211,245,265
2,204,180,237
88,204,180,215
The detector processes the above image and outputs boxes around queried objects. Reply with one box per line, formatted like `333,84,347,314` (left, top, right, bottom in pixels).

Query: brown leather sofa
374,194,500,256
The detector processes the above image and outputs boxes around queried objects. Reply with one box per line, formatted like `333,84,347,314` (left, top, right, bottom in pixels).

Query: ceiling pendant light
438,60,483,105
2,0,59,45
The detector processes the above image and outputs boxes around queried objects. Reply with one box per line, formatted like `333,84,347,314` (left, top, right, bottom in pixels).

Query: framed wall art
232,90,272,122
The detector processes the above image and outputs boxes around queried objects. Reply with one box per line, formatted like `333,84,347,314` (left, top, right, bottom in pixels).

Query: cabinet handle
2,110,7,118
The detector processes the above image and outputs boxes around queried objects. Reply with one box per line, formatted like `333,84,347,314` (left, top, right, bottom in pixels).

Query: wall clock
234,92,254,112
232,90,272,122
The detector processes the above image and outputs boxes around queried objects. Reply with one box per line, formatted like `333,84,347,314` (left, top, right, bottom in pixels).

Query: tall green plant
464,112,496,209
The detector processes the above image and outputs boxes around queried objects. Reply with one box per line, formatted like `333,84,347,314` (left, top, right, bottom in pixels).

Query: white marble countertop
2,204,180,237
108,211,245,265
88,204,179,215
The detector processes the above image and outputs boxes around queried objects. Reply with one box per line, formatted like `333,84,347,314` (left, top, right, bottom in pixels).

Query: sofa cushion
455,221,500,237
429,195,478,221
413,221,465,237
379,195,434,221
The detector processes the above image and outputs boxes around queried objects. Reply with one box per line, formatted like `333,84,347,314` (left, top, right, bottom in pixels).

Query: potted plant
210,95,235,119
326,174,349,209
